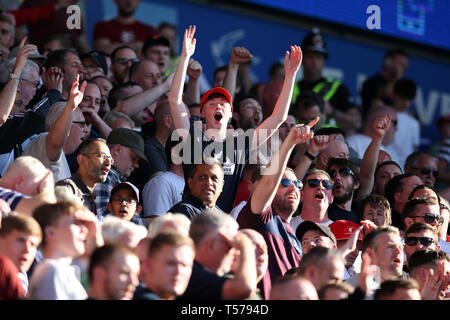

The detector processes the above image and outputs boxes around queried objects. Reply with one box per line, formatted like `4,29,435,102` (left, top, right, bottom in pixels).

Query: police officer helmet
301,28,328,59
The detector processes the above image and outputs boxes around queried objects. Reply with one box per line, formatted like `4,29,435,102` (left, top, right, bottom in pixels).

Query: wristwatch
304,150,316,161
9,72,20,80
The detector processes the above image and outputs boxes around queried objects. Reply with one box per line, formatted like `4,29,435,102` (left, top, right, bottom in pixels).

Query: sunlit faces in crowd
278,115,296,142
405,152,439,188
235,97,263,130
374,161,402,195
111,46,138,84
403,223,439,262
107,183,142,222
301,170,334,212
187,162,224,207
361,194,392,227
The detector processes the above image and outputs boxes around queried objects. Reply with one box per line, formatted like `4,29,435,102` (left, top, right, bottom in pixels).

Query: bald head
270,276,318,300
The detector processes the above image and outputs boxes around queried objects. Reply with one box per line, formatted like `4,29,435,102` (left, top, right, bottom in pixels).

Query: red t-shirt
233,180,252,208
237,200,302,300
94,19,157,45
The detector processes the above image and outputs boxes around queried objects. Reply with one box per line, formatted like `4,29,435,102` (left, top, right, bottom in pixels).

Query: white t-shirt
142,171,185,218
289,214,333,234
391,111,421,168
29,258,87,300
22,132,71,182
230,200,247,220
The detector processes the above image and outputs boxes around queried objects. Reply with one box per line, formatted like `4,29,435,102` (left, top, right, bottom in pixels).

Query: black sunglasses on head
404,236,434,247
411,166,438,178
281,178,303,190
409,213,444,225
328,167,354,180
306,179,333,190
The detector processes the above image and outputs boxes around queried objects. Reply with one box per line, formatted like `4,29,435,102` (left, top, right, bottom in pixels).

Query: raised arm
46,75,85,161
115,73,174,116
221,231,257,300
356,115,391,200
294,134,332,180
183,59,203,106
223,47,253,100
254,45,302,147
168,25,197,137
0,37,37,125
251,118,317,214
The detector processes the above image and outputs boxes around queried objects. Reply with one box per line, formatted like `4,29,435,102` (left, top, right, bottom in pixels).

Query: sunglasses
328,167,354,180
411,167,438,178
409,213,444,225
281,178,303,190
404,236,434,247
306,179,333,190
115,58,139,65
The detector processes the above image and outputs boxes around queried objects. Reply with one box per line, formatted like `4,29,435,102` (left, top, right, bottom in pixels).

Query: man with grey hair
179,209,257,300
23,76,88,181
0,39,63,175
103,110,135,130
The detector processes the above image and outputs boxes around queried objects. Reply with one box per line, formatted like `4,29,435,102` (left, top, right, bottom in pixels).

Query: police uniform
292,29,356,128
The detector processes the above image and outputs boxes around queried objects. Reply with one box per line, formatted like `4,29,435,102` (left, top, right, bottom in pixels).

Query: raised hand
182,25,197,58
69,74,86,109
288,117,318,145
13,37,38,75
42,66,64,92
284,45,302,77
230,47,253,65
372,114,391,138
187,58,203,80
338,226,363,258
308,134,332,155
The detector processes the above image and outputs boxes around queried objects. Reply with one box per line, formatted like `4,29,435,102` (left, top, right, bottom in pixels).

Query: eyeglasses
306,179,333,189
112,197,137,206
280,178,303,190
404,236,434,247
280,122,295,129
409,213,444,225
328,167,355,180
145,72,162,80
81,152,114,164
73,120,88,128
411,167,438,178
114,58,139,65
20,77,40,89
84,65,102,73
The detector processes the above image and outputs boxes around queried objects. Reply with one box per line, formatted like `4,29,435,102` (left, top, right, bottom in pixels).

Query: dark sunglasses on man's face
409,213,444,225
328,167,354,180
306,179,333,190
411,166,439,178
115,58,139,65
280,178,303,190
404,236,434,247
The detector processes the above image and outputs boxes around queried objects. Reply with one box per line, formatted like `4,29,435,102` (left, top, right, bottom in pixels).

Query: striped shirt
0,186,25,212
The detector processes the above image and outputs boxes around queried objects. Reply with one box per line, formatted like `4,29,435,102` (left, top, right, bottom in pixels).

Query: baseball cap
10,46,47,62
329,220,363,241
296,220,337,245
200,87,233,113
109,182,140,203
142,35,171,55
107,128,148,162
80,51,108,75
